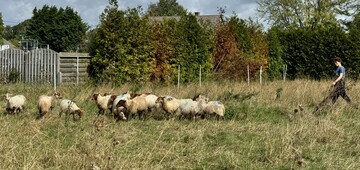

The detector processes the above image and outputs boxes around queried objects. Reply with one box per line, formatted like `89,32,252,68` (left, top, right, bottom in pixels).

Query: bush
8,68,20,83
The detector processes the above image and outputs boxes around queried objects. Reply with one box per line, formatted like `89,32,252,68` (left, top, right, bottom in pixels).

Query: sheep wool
116,95,148,119
92,93,113,115
38,92,62,117
60,99,83,119
5,93,27,114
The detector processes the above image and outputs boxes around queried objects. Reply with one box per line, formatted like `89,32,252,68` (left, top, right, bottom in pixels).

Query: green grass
0,80,359,169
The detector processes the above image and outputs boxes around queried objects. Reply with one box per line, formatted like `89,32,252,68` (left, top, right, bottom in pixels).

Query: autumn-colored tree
149,20,175,83
214,15,269,81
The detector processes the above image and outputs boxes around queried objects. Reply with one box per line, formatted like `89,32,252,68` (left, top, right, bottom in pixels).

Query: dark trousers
331,80,351,104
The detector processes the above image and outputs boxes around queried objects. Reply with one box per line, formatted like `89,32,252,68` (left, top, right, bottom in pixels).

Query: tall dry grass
0,80,359,169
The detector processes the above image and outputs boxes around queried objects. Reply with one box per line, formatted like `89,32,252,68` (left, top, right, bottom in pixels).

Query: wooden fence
0,48,90,84
58,52,90,84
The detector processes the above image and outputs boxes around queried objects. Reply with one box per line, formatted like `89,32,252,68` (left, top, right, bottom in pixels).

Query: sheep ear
110,95,117,102
192,94,200,101
167,97,173,101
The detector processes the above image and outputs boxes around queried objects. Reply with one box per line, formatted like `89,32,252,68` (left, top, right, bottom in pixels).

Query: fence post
247,65,250,85
76,56,79,85
283,64,287,81
260,66,262,84
199,65,202,87
53,54,57,91
178,65,180,89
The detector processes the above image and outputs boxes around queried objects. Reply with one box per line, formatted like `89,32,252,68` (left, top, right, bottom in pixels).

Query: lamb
116,95,148,120
92,93,113,115
175,98,208,119
59,99,84,120
5,93,27,114
38,92,62,117
193,95,225,119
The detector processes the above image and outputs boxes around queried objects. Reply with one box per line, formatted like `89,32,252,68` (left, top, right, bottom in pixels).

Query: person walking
313,57,355,114
331,57,351,104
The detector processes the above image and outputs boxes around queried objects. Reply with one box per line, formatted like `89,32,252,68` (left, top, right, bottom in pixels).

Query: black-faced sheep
38,92,62,117
59,99,84,120
5,93,27,114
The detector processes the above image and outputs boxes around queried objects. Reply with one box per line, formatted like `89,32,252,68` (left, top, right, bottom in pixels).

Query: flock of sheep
4,91,225,121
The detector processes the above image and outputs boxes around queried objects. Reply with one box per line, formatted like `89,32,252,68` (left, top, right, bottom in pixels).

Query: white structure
0,45,10,51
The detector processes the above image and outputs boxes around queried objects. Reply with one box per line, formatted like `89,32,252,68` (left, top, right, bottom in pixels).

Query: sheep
92,93,113,116
59,99,84,120
175,97,208,119
111,92,131,121
5,93,27,114
155,96,193,118
38,92,62,118
193,95,225,119
116,95,148,120
201,101,225,119
134,93,159,112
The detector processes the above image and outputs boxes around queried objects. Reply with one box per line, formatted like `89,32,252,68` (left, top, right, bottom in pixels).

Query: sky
0,0,263,28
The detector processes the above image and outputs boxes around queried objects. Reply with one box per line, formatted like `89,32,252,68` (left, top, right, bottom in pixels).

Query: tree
213,15,268,81
0,13,3,44
147,0,186,16
266,27,284,80
2,20,30,47
257,0,358,29
172,13,214,82
89,1,153,83
26,5,88,52
347,12,360,79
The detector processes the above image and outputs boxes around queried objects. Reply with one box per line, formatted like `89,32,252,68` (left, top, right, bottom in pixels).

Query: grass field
0,80,360,169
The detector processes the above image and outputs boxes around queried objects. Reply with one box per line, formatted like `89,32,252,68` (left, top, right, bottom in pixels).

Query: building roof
2,38,16,48
149,12,221,27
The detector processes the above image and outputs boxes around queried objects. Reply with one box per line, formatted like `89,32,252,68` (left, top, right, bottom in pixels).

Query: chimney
194,12,200,16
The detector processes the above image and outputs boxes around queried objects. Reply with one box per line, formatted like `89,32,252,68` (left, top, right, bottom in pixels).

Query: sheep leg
98,109,104,116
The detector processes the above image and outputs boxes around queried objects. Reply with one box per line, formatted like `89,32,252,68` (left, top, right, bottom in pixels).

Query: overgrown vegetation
0,80,359,169
26,5,88,52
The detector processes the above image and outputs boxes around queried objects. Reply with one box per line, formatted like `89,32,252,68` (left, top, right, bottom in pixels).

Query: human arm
332,73,343,85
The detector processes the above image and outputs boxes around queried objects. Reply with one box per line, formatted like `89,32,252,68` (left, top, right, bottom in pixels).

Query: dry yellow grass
0,80,359,169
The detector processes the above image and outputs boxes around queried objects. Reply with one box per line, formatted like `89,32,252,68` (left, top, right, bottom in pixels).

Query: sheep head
53,92,63,99
130,93,141,99
5,93,13,100
155,96,165,104
92,94,99,101
193,94,209,102
109,95,117,103
75,109,84,118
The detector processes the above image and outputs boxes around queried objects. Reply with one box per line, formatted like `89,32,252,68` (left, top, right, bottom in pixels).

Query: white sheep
92,93,113,115
116,95,148,120
175,98,208,119
193,95,225,119
5,93,27,114
59,99,84,120
38,92,62,117
201,101,225,119
134,93,159,112
155,96,193,118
